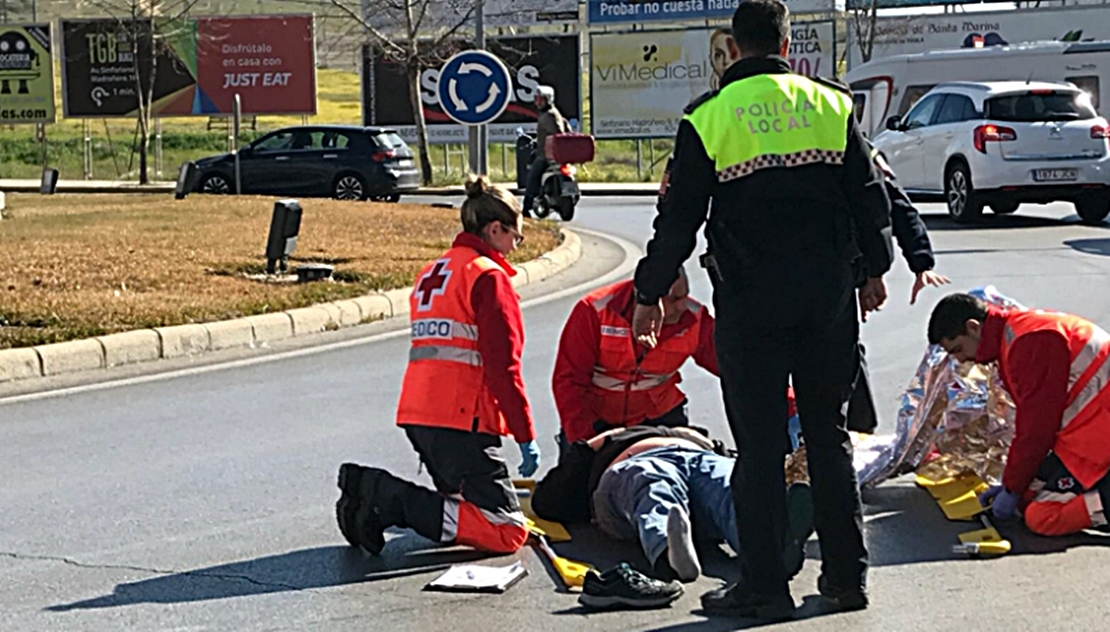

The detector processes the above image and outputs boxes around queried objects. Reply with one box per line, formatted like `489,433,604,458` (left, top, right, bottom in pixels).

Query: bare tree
89,0,201,184
848,0,882,65
330,0,476,185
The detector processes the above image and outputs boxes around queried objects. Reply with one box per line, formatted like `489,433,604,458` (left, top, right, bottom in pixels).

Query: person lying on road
531,424,815,587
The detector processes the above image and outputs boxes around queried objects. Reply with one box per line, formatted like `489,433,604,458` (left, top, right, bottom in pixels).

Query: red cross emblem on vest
415,260,452,312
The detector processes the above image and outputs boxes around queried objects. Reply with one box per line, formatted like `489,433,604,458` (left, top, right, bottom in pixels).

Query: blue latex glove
980,485,1020,520
518,441,541,478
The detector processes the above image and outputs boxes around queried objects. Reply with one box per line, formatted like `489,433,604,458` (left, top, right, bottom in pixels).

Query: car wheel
333,174,367,201
200,172,231,195
945,162,983,223
1075,195,1110,225
990,202,1020,215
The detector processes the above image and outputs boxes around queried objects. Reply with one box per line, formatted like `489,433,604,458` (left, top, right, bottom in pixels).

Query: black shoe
355,468,388,555
700,583,796,621
579,563,683,610
336,463,364,549
784,483,816,580
818,575,869,612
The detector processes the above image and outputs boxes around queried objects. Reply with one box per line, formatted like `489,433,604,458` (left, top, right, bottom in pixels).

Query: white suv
872,81,1110,224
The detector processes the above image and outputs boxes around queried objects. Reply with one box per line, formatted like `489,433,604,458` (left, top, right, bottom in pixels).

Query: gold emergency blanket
850,286,1021,488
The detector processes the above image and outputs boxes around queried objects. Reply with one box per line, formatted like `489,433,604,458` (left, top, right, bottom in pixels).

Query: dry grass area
0,194,561,349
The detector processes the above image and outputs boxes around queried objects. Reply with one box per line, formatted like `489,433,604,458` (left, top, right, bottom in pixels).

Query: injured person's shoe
579,563,684,610
783,483,816,580
700,582,796,621
666,505,701,582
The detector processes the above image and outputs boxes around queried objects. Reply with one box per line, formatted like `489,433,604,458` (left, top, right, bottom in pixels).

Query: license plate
398,159,413,167
1032,168,1078,182
561,181,579,196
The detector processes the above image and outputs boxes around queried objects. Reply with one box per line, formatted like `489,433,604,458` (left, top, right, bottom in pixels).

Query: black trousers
366,426,521,543
522,157,548,214
715,289,868,596
847,342,878,434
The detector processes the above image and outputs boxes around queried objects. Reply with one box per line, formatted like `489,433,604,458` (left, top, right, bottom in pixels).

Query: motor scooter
516,129,579,221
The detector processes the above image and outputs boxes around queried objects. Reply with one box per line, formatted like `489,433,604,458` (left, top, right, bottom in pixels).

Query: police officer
630,0,893,620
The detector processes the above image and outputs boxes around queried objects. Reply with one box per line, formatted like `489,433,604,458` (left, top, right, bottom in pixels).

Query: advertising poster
61,15,315,118
587,0,842,25
362,35,581,144
0,24,55,124
591,22,835,138
848,5,1110,68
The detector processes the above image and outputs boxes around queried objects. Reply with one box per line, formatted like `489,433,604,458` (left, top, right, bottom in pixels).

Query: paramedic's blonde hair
460,174,522,235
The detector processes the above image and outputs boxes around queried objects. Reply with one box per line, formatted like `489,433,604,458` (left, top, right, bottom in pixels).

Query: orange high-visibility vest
587,283,705,426
1000,310,1110,488
396,246,508,436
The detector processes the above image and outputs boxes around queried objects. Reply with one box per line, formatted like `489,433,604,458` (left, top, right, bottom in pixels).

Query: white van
845,41,1110,138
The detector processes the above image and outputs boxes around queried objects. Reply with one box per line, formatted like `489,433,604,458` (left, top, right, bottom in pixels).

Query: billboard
587,0,842,25
848,5,1110,68
845,0,1006,7
590,23,835,138
60,15,316,118
0,24,55,124
368,0,578,29
362,35,581,144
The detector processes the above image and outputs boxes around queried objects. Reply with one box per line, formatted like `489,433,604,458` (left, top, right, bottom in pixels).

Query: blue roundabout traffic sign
436,50,513,126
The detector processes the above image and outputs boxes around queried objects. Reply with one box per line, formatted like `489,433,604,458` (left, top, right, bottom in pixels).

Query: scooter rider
522,85,569,216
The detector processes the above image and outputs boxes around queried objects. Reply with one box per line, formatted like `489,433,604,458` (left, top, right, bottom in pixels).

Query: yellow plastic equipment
533,534,593,589
915,473,1012,557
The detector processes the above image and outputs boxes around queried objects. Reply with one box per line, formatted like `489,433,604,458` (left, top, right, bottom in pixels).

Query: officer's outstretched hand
518,441,541,478
632,300,664,349
910,269,951,305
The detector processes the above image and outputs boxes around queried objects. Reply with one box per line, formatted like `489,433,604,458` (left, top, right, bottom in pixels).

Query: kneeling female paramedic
335,175,539,554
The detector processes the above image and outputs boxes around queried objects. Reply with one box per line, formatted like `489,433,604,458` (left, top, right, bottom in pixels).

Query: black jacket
887,176,935,276
634,57,893,320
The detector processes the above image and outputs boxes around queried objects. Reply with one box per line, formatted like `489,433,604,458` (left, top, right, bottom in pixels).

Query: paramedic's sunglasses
501,222,525,246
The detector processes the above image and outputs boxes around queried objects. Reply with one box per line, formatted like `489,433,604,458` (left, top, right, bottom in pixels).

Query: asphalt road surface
3,198,1110,631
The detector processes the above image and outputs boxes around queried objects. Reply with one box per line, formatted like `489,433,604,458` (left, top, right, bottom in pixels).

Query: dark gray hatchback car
192,125,420,202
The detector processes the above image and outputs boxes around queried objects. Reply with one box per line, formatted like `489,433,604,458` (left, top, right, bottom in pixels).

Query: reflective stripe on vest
591,369,678,392
409,345,483,365
684,74,852,184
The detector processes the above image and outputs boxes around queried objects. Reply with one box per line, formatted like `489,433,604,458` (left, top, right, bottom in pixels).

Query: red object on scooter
545,133,595,164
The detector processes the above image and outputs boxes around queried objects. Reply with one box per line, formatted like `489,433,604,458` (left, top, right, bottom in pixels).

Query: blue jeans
592,446,738,566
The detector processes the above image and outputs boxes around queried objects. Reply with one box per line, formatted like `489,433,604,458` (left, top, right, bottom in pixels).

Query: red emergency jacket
396,235,534,441
993,309,1110,490
553,280,719,442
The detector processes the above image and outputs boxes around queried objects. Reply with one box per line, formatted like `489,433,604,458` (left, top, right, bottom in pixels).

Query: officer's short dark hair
731,0,790,58
928,294,989,345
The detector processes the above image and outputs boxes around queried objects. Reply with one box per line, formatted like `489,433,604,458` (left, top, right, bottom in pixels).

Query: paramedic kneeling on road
930,293,1110,536
552,269,720,449
335,176,539,555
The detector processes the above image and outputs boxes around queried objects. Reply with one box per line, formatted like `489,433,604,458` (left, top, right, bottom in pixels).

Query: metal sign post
233,93,242,194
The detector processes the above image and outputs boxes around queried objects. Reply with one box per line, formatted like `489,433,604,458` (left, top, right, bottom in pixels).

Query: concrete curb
0,228,583,384
0,180,658,197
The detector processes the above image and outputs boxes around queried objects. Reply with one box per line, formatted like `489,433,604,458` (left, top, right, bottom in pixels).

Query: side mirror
238,145,253,157
886,116,904,132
